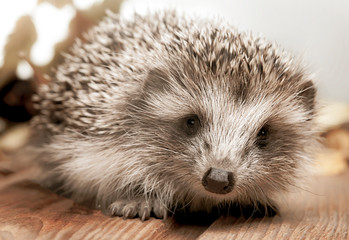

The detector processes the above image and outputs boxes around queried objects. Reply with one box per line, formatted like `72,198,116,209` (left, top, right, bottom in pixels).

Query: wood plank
0,177,208,240
0,170,349,239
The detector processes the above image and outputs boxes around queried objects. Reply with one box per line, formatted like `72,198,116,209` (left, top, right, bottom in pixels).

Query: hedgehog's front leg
107,198,168,221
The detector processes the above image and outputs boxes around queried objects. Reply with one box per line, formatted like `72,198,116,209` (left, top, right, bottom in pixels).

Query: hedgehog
26,10,317,221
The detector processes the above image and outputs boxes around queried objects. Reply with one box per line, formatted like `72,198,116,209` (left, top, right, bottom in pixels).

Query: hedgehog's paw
151,199,168,220
109,199,139,219
108,198,168,221
136,199,169,221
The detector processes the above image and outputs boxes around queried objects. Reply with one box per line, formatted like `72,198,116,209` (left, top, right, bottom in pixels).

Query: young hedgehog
28,11,317,221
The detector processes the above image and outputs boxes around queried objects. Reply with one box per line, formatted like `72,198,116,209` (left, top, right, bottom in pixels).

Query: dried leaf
0,15,37,89
82,0,123,23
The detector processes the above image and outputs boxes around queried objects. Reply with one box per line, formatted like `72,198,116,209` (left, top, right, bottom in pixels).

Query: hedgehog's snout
202,167,235,194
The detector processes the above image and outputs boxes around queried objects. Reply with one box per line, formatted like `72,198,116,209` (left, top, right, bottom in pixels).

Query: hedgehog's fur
27,11,317,220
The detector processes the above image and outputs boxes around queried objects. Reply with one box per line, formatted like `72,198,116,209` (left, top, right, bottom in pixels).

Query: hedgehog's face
131,56,315,207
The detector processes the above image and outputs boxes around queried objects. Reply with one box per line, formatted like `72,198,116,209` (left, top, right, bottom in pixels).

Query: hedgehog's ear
297,80,316,118
143,68,170,94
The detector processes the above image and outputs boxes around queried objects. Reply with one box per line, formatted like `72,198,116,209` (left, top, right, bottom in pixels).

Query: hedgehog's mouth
201,167,235,195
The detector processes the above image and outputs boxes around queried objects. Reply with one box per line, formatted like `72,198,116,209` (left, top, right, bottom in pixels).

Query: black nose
202,168,234,194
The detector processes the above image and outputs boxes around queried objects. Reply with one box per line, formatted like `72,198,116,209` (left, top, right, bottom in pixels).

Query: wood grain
0,170,348,240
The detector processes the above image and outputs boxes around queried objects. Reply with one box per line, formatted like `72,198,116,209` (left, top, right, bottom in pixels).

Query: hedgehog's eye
258,126,269,139
256,125,269,147
183,115,200,136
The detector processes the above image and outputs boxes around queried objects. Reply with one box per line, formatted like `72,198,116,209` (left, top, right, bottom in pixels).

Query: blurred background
0,0,348,175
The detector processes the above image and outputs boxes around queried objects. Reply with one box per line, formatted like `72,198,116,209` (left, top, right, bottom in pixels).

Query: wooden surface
0,169,348,240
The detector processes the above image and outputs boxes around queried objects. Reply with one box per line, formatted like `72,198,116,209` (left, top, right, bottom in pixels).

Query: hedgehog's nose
202,167,234,194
